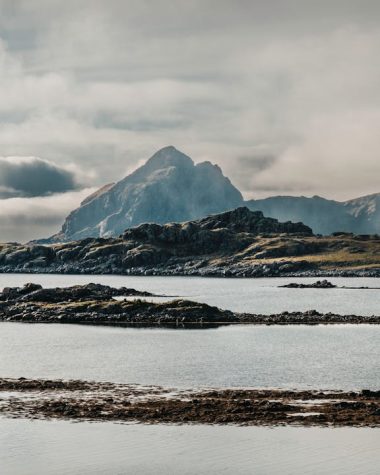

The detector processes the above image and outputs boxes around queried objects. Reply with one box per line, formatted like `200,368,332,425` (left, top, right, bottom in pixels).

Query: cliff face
48,146,244,242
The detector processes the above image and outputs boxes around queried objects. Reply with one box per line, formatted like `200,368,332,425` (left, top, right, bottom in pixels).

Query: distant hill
37,146,380,243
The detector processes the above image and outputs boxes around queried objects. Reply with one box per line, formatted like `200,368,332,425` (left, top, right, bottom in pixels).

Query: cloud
0,0,379,242
0,188,96,243
0,156,79,198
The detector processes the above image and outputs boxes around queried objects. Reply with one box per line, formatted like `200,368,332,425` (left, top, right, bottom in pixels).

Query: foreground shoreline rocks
0,283,379,326
0,378,379,427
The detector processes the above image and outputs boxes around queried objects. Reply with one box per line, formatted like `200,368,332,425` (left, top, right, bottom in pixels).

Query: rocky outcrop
42,146,244,242
2,206,380,277
0,207,323,276
0,283,154,303
280,280,337,289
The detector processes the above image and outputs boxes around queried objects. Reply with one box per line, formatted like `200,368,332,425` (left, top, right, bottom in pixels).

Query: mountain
246,195,357,235
47,146,244,242
344,193,380,234
246,193,380,236
39,146,380,243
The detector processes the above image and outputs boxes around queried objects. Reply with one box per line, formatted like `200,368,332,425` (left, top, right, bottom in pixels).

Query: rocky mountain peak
42,146,244,242
142,145,193,172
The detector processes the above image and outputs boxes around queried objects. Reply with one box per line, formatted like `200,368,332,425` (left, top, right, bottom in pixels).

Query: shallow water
0,419,379,475
1,273,380,314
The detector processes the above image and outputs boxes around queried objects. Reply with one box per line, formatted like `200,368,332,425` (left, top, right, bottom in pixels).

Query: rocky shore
1,207,380,277
0,378,379,427
0,283,379,326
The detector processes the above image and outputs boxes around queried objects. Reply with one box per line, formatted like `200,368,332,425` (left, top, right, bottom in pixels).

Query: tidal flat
1,378,379,427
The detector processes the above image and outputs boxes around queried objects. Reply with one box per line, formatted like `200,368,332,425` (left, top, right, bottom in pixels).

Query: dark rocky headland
1,207,380,277
1,378,379,427
1,282,379,326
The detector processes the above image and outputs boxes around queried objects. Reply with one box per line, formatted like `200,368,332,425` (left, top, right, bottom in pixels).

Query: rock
0,283,154,303
280,280,337,289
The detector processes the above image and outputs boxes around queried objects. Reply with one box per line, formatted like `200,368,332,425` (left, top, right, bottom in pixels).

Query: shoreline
1,378,379,427
1,267,380,278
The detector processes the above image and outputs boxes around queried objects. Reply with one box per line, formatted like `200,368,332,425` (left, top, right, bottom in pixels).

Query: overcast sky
0,0,380,241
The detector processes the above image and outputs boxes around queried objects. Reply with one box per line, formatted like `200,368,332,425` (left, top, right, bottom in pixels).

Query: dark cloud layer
0,157,78,198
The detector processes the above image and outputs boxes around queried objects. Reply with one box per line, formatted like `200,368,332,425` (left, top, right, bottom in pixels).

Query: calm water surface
1,420,379,475
0,323,379,390
1,273,380,314
1,274,379,474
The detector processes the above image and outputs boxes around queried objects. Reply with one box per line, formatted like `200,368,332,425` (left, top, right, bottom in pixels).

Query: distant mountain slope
246,196,357,235
47,146,243,242
246,194,380,235
344,193,380,234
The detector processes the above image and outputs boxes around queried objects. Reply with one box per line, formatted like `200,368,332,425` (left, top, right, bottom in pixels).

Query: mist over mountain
39,146,380,243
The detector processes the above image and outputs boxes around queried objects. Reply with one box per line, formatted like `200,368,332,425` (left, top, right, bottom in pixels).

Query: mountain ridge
36,146,380,243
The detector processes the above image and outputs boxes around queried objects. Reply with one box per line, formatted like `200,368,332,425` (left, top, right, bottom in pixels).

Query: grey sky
0,0,379,240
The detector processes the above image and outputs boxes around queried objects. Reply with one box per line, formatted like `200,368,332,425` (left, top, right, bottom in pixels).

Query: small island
1,283,379,326
280,280,337,289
